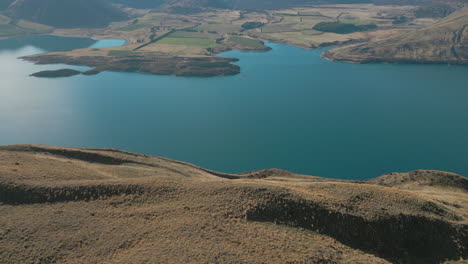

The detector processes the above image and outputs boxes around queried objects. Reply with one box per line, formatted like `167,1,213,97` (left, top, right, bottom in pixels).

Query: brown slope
324,6,468,64
0,144,467,264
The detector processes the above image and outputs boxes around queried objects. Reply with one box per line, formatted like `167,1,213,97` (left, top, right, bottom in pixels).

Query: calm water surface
1,35,467,180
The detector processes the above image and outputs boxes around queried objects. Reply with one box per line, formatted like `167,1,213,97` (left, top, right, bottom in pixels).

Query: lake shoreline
2,35,468,179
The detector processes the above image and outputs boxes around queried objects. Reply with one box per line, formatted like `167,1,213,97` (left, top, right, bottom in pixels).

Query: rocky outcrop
0,182,146,204
367,170,468,191
246,192,467,264
31,69,81,78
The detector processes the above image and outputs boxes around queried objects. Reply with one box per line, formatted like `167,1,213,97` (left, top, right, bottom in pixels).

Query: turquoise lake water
0,35,467,180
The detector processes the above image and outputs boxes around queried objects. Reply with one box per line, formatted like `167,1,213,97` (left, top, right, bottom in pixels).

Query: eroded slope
0,145,466,263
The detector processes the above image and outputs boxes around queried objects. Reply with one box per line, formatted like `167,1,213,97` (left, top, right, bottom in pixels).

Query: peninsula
2,0,466,77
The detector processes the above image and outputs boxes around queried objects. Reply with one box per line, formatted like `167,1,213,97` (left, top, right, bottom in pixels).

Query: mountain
112,0,441,11
111,0,312,10
1,144,467,263
160,0,230,13
169,0,457,10
324,6,468,64
109,0,165,8
6,0,129,28
0,0,14,11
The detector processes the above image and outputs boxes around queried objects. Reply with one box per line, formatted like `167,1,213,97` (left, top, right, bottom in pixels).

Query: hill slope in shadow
6,0,129,28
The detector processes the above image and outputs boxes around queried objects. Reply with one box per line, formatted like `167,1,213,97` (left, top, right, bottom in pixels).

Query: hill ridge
6,0,129,28
0,144,467,263
324,6,468,64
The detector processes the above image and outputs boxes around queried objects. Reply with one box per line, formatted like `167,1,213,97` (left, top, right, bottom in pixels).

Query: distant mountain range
146,0,464,10
5,0,128,28
324,6,468,64
0,0,14,10
1,0,463,28
109,0,165,8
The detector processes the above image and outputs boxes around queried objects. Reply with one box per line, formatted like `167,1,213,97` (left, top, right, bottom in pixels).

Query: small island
30,69,81,78
23,53,240,77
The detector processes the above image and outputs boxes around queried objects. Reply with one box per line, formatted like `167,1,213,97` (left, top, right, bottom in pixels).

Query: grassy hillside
0,145,467,263
324,6,468,64
0,14,53,37
6,0,129,28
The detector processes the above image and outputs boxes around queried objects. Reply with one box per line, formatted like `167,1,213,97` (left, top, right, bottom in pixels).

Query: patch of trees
183,28,198,32
313,22,377,34
392,16,409,24
241,22,264,30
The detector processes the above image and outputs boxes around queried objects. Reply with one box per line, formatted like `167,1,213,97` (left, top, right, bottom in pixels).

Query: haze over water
1,35,467,180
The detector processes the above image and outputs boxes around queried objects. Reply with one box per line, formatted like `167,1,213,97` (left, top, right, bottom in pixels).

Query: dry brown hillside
0,145,467,264
324,6,468,64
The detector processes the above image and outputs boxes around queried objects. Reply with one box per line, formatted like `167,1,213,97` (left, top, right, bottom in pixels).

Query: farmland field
0,24,31,37
169,30,217,39
228,36,265,49
0,15,10,24
16,20,53,32
197,23,242,33
157,37,221,48
117,23,153,31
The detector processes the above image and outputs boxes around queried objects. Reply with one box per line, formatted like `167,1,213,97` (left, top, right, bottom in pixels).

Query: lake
0,35,467,180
